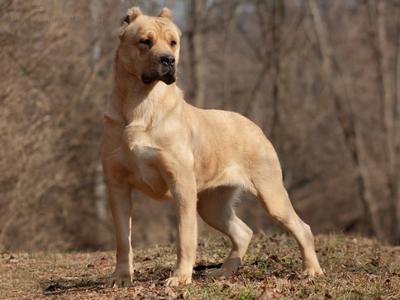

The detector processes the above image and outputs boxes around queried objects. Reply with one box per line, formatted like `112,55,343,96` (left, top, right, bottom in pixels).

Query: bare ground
1,234,399,299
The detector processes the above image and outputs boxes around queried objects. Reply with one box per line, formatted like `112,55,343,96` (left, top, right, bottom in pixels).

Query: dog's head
118,7,181,85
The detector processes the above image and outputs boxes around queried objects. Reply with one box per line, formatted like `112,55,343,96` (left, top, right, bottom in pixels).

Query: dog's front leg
165,171,198,286
107,183,133,288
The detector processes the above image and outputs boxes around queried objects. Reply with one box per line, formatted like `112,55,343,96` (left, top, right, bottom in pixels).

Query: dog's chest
122,126,170,199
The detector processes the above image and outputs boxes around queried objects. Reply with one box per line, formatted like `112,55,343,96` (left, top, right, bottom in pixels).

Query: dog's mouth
160,72,176,85
141,68,176,85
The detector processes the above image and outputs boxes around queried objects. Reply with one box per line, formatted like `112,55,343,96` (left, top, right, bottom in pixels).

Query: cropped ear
158,7,173,20
119,7,142,39
122,6,142,25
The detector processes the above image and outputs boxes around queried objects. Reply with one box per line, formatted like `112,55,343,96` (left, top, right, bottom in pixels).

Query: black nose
160,55,175,66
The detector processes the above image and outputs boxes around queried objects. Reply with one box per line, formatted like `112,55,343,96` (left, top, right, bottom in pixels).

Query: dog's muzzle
159,54,176,85
141,54,176,85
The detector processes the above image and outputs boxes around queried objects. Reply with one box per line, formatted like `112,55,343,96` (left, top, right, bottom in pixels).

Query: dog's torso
101,83,274,200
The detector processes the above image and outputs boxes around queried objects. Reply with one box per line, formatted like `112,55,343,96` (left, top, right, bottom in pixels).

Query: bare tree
186,0,206,107
367,0,400,242
307,0,376,236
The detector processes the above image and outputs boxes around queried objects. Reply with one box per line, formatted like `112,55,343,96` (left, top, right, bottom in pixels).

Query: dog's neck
106,58,181,128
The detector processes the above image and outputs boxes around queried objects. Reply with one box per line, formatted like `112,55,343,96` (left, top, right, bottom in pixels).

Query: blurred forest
1,0,399,252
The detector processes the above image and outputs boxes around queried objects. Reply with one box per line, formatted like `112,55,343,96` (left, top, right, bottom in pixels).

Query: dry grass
1,234,399,299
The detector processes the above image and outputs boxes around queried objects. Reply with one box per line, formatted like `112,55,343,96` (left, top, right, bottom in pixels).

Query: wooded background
1,0,399,251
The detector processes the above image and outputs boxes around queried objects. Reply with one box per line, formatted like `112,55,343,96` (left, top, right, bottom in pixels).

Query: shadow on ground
40,263,224,295
41,277,108,296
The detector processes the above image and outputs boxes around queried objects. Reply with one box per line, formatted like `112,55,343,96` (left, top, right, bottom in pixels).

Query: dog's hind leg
251,162,323,276
197,186,253,277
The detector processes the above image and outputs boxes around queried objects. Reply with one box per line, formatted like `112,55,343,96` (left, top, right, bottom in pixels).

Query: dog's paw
303,267,324,277
107,273,133,288
210,258,241,278
165,274,192,287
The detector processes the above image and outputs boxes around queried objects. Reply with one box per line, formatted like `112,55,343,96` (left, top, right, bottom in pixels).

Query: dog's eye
139,39,152,47
170,40,177,47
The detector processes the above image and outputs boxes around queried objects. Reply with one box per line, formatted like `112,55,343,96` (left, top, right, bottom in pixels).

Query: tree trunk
372,0,399,242
187,0,205,107
270,0,285,142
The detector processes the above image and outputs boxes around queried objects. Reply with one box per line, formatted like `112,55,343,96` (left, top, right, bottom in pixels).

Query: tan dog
101,7,323,287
